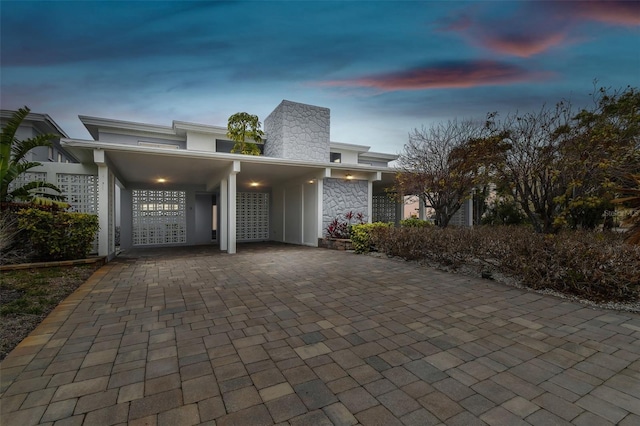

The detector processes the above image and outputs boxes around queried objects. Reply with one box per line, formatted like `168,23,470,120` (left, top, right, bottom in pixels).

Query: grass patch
0,265,98,360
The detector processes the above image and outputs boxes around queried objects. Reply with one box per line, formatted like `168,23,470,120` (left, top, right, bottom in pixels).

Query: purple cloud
320,61,552,91
440,0,637,58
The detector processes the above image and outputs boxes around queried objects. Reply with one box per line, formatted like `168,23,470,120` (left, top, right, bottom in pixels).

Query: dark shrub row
16,208,99,262
367,226,640,303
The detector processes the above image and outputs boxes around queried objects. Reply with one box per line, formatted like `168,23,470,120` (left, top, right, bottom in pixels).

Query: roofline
0,110,69,138
79,115,176,140
359,151,399,161
172,120,228,135
61,138,396,172
330,141,371,153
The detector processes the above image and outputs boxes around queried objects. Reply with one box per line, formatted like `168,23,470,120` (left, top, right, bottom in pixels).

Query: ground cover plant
0,265,98,360
367,225,640,305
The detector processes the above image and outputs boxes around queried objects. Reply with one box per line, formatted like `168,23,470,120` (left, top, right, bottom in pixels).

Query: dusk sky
1,0,639,154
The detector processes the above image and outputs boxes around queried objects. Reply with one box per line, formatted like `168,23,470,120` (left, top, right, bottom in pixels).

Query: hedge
367,226,640,303
17,208,99,261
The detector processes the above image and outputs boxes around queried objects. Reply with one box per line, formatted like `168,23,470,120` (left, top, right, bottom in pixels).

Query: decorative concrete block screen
132,190,186,246
264,100,330,162
7,172,47,193
58,173,100,253
237,192,269,241
449,205,468,227
373,194,397,223
56,174,98,213
322,178,368,233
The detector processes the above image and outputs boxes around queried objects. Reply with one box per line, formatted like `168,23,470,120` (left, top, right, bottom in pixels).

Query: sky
1,0,639,154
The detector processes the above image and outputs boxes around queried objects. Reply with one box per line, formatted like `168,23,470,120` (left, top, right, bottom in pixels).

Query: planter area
318,238,353,251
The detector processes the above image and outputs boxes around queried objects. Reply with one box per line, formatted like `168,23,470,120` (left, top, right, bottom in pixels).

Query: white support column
418,199,426,220
367,181,373,223
465,197,473,227
226,161,241,254
316,168,331,239
94,150,109,257
220,178,228,251
228,173,237,254
367,172,381,224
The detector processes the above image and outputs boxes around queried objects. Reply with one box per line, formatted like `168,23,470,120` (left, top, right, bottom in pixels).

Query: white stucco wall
271,187,285,242
98,131,186,149
331,149,359,164
186,132,216,152
303,182,318,246
322,178,369,234
284,184,302,244
264,100,330,162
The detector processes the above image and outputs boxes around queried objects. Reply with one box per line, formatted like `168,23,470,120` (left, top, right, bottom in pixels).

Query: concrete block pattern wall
322,178,368,235
264,100,330,162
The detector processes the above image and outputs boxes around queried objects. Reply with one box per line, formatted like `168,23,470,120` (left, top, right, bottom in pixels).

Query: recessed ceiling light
157,178,166,183
345,174,353,180
250,182,259,187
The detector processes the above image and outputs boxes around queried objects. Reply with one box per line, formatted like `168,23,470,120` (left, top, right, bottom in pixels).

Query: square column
221,161,240,254
94,150,110,257
220,178,228,251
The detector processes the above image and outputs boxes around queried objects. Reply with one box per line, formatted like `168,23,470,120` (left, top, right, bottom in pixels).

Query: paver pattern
1,243,639,425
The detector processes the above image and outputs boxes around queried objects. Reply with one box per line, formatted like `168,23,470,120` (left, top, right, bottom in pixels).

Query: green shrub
369,225,640,303
17,208,99,261
400,218,432,228
351,222,392,253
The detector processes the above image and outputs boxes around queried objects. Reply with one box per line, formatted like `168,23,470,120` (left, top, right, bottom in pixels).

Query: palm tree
1,107,67,206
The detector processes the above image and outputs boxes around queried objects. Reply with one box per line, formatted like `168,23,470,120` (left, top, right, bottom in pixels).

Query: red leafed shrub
325,211,365,239
369,226,640,303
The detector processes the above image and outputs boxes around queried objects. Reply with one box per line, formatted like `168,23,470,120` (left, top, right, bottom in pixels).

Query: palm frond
11,133,55,163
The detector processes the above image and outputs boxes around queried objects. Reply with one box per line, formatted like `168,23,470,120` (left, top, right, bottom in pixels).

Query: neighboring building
3,100,406,259
0,111,98,224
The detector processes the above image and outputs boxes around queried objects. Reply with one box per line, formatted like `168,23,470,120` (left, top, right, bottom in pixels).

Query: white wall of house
331,149,359,164
283,184,303,244
271,187,285,242
98,131,185,149
186,132,216,152
303,181,318,246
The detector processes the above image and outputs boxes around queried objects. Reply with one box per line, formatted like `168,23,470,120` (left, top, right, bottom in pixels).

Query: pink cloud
556,0,640,27
478,32,568,58
440,1,637,58
320,61,552,91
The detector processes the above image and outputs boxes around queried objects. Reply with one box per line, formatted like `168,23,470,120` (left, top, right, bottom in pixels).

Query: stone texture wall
322,178,368,234
264,100,330,162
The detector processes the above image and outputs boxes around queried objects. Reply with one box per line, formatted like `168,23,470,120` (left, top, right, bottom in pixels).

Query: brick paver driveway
1,243,639,425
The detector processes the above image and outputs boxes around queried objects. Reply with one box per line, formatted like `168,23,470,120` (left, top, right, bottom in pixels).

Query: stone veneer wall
264,100,330,162
322,178,368,235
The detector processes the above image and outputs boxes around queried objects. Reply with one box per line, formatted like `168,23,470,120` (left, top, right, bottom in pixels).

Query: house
4,100,410,259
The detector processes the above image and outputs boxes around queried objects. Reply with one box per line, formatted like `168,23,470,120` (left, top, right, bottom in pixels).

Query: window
48,147,54,161
330,152,342,163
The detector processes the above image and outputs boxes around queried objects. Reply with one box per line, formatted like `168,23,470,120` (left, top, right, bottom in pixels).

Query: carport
62,139,397,256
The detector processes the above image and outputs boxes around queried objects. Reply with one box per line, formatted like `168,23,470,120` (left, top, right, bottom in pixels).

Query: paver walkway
1,243,639,426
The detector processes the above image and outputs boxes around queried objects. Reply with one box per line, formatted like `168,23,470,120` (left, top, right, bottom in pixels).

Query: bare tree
487,103,573,233
395,119,488,228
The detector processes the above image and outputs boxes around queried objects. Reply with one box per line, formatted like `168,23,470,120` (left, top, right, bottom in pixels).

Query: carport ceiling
106,150,326,189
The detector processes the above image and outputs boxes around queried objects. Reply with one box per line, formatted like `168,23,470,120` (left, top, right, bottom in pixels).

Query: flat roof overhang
61,139,397,191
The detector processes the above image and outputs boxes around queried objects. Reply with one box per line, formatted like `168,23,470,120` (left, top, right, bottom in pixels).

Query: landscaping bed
0,264,99,360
